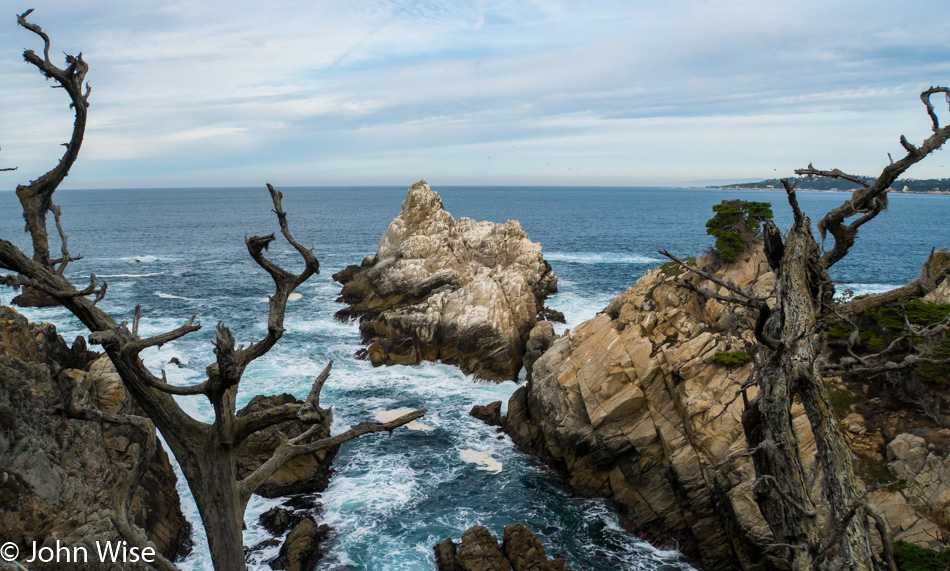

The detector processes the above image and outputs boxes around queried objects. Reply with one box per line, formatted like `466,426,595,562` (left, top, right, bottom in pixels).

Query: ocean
2,186,948,570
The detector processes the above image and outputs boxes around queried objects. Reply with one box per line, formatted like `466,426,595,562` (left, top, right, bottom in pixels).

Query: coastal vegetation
704,199,773,262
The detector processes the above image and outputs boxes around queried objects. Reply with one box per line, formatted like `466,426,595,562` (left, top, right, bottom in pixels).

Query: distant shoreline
707,186,950,196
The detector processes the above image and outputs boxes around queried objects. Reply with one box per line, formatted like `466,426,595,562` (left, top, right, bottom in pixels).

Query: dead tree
662,87,950,569
0,12,426,570
8,10,87,307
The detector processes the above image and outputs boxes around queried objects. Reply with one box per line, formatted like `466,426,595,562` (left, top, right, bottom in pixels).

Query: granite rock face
495,249,950,569
435,524,571,571
335,180,558,381
0,305,192,566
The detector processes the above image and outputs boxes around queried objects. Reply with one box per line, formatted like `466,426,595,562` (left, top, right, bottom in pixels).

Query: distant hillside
709,176,950,193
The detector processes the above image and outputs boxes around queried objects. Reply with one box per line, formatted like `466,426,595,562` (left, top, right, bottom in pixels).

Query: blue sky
1,0,949,189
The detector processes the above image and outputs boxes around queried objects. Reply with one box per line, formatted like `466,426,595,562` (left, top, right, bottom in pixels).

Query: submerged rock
434,524,571,571
335,180,558,381
0,305,192,563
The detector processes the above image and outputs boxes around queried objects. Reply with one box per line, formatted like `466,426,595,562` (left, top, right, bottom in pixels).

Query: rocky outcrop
469,401,503,427
335,180,558,381
236,394,337,498
238,395,337,570
0,305,192,565
494,249,950,569
435,524,571,571
267,516,329,571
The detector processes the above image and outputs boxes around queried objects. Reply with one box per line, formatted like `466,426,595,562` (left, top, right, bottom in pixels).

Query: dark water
1,186,948,570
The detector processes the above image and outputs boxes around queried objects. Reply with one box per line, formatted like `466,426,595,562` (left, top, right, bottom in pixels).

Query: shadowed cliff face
0,305,192,566
499,249,950,570
334,180,559,381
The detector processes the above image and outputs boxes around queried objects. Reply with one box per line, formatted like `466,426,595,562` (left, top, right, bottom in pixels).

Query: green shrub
659,257,697,278
893,540,950,571
705,200,773,262
916,336,950,384
713,351,752,367
865,300,950,330
823,381,854,417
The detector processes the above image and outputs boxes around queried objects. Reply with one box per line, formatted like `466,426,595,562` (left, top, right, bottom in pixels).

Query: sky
1,0,949,189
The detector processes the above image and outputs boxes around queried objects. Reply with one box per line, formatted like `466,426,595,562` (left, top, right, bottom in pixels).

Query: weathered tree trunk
748,210,875,568
185,452,247,571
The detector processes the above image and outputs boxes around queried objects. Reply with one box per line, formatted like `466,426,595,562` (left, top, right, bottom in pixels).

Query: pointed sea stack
334,180,559,381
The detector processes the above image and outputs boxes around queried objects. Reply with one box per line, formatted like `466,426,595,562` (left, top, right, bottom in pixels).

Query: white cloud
1,0,949,188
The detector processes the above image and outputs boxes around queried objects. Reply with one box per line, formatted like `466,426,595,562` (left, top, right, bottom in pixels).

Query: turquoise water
2,186,948,569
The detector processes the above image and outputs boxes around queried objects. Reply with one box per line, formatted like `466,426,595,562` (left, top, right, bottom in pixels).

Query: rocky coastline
334,180,560,381
0,305,193,566
477,249,950,570
0,305,341,570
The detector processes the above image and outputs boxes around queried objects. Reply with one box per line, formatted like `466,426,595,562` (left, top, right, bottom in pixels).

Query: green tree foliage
705,200,774,262
893,540,950,571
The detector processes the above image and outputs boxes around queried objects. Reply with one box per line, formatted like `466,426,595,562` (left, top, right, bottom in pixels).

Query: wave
544,251,661,265
154,291,197,301
836,283,901,298
119,255,162,263
98,272,163,278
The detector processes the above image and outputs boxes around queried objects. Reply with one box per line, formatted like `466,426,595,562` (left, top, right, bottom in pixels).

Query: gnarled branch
238,407,427,503
237,184,320,367
234,361,333,443
15,9,90,270
810,86,950,270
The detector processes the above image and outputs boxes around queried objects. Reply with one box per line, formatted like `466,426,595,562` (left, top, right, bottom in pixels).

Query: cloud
1,0,949,188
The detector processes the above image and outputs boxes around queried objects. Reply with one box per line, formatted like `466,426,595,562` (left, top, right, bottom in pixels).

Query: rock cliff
496,249,950,569
335,180,558,381
0,305,192,566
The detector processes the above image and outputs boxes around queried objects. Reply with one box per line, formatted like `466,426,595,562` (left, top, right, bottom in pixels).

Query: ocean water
1,186,948,570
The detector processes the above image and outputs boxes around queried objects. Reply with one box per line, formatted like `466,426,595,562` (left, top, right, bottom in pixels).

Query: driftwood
0,12,426,570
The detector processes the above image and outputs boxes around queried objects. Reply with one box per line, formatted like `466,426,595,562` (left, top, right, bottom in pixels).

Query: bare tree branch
657,250,779,349
49,203,80,273
15,9,90,271
237,185,319,367
127,315,200,356
238,408,427,502
795,163,871,189
810,87,950,270
234,361,334,443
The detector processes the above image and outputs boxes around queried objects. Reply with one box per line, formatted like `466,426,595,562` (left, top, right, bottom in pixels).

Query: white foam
120,254,161,263
836,283,901,299
459,449,503,473
154,291,197,301
98,272,163,278
545,251,661,265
